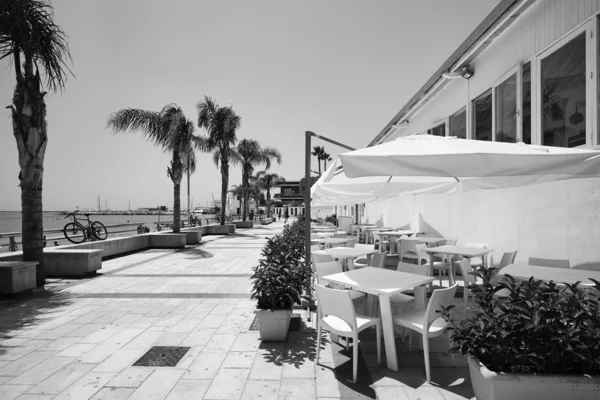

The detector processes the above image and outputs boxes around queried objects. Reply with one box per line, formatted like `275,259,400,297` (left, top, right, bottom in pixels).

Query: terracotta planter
467,356,600,400
255,308,293,342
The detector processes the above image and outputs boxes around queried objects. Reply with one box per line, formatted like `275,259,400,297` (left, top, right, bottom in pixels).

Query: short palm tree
312,146,325,175
255,171,285,218
196,96,241,225
107,104,197,233
2,0,73,286
231,139,281,221
322,151,333,170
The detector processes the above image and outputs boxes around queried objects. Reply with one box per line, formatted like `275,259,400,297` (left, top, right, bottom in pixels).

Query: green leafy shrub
251,219,310,310
441,266,600,374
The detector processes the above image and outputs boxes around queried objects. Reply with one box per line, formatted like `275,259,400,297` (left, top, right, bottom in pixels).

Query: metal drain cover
133,346,190,367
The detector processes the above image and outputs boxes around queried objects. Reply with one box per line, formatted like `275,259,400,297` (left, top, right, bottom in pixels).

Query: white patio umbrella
339,134,600,184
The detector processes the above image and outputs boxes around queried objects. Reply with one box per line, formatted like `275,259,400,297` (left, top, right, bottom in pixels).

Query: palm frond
0,0,74,92
106,108,165,146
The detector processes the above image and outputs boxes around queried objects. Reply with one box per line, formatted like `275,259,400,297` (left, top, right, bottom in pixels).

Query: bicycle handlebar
64,210,80,219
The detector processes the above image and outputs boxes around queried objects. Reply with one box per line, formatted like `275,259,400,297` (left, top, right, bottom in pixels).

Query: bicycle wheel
63,222,85,244
91,221,108,240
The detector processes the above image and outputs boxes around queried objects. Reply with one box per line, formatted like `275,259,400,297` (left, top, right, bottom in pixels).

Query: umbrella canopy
339,134,600,182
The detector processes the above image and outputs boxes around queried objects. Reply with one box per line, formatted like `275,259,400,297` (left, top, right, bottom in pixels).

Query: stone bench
44,249,103,276
0,261,37,294
260,218,274,225
234,221,254,229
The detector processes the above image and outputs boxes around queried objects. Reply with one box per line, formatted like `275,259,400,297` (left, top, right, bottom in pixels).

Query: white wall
367,0,600,269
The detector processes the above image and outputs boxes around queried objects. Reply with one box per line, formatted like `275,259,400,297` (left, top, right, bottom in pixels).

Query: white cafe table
415,237,446,246
322,246,377,270
322,267,435,371
380,230,416,255
500,263,600,286
422,245,494,285
319,237,350,248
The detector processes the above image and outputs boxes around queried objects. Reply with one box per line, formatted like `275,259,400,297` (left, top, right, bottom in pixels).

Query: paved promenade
0,221,473,399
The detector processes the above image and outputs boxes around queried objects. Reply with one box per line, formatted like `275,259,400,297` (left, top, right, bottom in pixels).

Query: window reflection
449,108,466,138
474,91,492,141
522,63,531,144
428,123,445,136
541,32,586,147
495,73,517,142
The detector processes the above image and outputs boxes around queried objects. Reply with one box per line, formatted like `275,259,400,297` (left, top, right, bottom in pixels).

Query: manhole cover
133,346,190,367
249,313,302,331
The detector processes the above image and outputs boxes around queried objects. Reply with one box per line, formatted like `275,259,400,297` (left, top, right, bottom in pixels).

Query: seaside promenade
0,221,473,400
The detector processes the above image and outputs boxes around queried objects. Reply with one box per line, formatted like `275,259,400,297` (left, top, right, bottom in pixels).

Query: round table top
319,237,350,244
378,230,415,237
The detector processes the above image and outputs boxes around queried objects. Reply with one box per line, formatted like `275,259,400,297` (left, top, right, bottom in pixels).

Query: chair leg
376,323,382,365
423,333,431,384
316,325,322,365
352,333,359,383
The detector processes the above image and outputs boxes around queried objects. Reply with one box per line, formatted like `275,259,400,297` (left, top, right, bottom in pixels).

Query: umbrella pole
304,131,313,319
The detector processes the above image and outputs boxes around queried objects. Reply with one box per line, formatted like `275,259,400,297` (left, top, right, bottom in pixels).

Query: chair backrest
312,251,334,264
414,243,429,265
499,251,518,268
396,261,428,275
333,232,347,238
425,284,459,327
370,253,386,269
443,239,457,246
345,238,358,248
458,259,474,285
314,261,343,285
400,238,419,254
350,227,360,237
465,242,488,249
311,244,321,252
315,284,357,331
529,257,570,269
354,243,374,250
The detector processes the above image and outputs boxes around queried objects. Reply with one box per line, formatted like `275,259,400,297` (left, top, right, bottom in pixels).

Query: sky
0,0,497,211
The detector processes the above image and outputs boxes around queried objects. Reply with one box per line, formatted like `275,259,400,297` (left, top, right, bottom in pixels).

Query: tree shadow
0,289,76,356
179,247,214,259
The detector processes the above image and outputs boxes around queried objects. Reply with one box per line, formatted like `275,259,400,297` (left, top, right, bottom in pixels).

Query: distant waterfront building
273,177,318,217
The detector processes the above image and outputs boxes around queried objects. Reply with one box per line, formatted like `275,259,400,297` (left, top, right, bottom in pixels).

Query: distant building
273,177,319,217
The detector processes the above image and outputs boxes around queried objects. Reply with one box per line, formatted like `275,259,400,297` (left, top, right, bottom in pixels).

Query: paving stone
165,379,211,400
222,351,256,369
14,394,55,400
240,380,280,400
180,328,216,347
52,371,116,400
93,348,144,373
56,344,98,358
39,337,81,351
315,363,341,398
278,378,316,400
106,367,154,388
0,384,32,400
0,351,59,377
248,345,285,381
76,344,122,364
203,333,237,353
200,314,227,328
27,363,96,395
89,387,135,400
127,369,184,400
182,352,226,380
8,356,74,385
203,367,250,399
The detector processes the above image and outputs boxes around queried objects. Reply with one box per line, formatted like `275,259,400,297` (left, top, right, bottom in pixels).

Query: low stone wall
56,235,150,258
260,218,274,225
44,249,102,276
234,221,253,229
226,223,236,234
0,261,37,294
148,233,187,248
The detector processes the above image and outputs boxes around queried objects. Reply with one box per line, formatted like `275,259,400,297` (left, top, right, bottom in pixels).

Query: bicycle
8,236,18,252
63,211,108,244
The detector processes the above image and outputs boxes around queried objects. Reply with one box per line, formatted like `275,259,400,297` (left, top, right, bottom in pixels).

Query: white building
365,0,600,269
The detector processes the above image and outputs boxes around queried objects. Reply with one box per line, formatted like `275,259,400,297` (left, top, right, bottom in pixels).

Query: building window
473,91,492,141
449,108,466,138
522,62,531,144
495,73,517,142
540,32,586,147
428,123,445,137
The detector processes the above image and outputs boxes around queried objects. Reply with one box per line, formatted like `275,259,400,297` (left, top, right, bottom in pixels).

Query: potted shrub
251,219,310,341
441,267,600,400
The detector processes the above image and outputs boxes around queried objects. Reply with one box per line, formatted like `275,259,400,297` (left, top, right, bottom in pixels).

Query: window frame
534,18,597,148
492,65,521,142
427,120,448,137
471,89,493,141
449,106,467,139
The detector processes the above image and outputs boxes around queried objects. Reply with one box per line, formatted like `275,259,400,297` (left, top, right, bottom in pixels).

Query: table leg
414,286,427,310
428,253,434,292
378,294,398,371
448,254,455,286
348,259,355,271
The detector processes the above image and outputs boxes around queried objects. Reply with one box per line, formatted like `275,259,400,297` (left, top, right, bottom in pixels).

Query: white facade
365,0,600,269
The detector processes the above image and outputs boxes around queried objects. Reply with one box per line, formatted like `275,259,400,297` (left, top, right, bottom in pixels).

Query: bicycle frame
65,213,95,241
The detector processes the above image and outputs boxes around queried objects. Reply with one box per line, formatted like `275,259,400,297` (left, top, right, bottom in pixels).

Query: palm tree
2,0,73,286
196,96,241,225
231,139,282,221
107,104,197,233
255,171,285,218
322,151,333,170
311,146,325,175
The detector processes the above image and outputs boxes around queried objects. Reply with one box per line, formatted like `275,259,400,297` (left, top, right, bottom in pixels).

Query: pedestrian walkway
0,221,474,399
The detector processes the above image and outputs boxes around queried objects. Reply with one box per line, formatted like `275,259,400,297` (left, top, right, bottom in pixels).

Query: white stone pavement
0,221,473,399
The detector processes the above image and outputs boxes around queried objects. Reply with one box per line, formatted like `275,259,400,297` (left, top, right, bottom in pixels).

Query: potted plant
251,219,310,341
441,267,600,400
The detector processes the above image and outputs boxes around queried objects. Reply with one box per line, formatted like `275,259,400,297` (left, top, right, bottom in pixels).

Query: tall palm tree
322,151,333,170
2,0,73,286
196,96,241,225
311,145,325,175
231,139,282,221
107,104,197,233
255,171,285,218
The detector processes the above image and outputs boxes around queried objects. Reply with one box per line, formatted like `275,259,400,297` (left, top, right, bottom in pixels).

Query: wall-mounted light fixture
392,120,409,129
443,66,474,80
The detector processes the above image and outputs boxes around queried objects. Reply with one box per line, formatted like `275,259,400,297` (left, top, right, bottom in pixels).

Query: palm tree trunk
220,161,229,225
11,69,48,287
266,188,271,218
173,182,181,233
242,170,248,222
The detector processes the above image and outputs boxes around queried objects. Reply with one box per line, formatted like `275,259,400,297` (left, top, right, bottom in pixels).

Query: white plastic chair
458,259,474,319
315,284,381,383
529,257,570,269
314,261,366,301
333,232,348,238
400,238,421,262
312,251,334,265
392,284,459,384
344,238,358,248
391,262,429,311
353,244,375,266
372,232,390,254
464,242,488,268
311,244,321,252
415,244,451,286
369,253,386,269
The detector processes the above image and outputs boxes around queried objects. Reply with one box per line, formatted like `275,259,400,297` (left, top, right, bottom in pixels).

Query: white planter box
468,356,600,400
255,308,292,342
